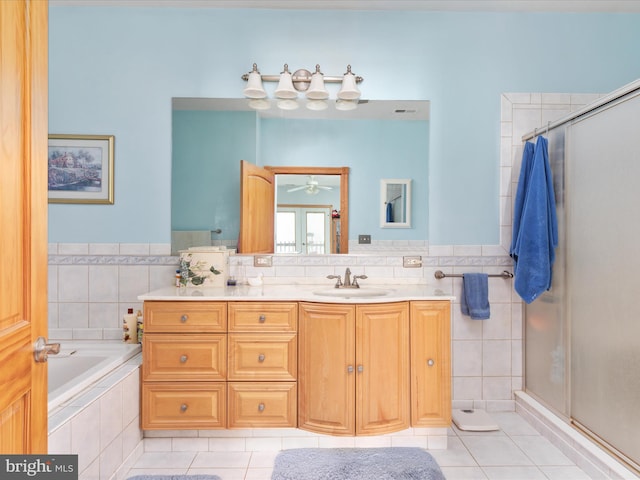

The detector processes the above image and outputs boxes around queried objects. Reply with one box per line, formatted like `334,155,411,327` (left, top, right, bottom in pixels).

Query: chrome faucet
343,268,352,287
326,268,368,288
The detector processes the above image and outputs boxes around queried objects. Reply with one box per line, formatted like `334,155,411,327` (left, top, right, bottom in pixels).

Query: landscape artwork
48,134,114,204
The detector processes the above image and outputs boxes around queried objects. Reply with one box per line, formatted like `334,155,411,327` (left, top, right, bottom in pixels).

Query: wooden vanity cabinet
141,301,228,430
227,302,298,428
410,300,452,427
140,298,450,433
298,301,410,436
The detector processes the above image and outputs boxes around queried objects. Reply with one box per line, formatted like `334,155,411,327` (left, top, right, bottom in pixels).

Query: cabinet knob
258,354,265,362
180,314,188,323
347,365,354,373
357,365,364,373
180,404,188,412
258,403,265,412
180,355,188,363
259,314,266,323
427,358,435,367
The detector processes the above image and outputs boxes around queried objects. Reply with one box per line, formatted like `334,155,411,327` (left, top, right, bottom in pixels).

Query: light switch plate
253,255,273,267
403,256,422,268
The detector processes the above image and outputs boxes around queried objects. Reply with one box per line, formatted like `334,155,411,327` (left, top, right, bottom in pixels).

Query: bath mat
127,476,221,480
271,447,445,480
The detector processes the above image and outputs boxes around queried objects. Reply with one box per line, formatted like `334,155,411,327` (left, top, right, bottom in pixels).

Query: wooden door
0,0,49,454
410,301,451,427
298,302,355,435
238,160,274,253
356,303,410,435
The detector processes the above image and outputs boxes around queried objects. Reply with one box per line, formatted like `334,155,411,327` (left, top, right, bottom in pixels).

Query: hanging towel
461,273,490,320
510,141,535,257
510,136,558,303
386,202,394,222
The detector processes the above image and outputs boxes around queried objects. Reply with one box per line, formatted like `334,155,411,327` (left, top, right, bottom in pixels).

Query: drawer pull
259,314,266,323
258,403,265,412
180,355,188,363
357,365,364,373
180,403,188,413
427,358,435,367
180,314,188,323
347,365,354,373
258,354,265,362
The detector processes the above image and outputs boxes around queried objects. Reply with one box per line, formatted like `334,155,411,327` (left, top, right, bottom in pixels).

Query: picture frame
48,134,115,204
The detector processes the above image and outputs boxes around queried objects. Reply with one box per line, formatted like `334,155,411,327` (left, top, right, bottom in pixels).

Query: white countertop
139,284,455,304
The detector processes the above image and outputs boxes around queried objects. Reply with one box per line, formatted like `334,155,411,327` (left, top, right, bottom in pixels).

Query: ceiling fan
286,175,333,195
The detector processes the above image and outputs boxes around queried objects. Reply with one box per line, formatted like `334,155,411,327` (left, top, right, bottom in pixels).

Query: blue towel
511,136,558,303
510,141,535,257
386,202,393,222
461,273,490,320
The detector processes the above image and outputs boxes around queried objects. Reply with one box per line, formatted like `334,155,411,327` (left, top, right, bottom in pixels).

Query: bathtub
48,340,141,411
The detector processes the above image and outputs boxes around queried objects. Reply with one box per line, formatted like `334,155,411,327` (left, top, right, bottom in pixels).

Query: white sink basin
312,288,392,298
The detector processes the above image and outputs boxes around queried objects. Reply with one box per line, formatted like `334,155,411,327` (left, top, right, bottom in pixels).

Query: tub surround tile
58,303,89,328
71,402,101,472
89,265,119,302
58,265,89,302
100,384,124,448
100,433,123,479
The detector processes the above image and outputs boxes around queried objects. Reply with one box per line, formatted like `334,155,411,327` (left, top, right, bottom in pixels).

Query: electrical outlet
403,256,423,268
253,255,273,267
358,234,371,244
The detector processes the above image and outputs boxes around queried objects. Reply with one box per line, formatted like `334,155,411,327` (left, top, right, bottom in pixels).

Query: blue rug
128,476,221,480
271,447,445,480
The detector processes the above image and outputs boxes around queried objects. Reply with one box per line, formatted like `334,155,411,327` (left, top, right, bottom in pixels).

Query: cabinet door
410,301,451,427
298,302,355,436
356,302,410,435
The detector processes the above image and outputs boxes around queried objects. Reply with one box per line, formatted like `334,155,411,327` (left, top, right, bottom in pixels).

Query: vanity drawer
144,301,227,333
228,302,297,332
142,382,226,430
227,382,296,428
143,334,227,381
228,333,297,381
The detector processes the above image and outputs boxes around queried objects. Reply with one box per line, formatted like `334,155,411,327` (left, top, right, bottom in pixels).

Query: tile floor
124,412,595,480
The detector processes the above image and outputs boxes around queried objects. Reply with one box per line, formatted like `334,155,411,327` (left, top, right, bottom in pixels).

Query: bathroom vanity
139,285,452,436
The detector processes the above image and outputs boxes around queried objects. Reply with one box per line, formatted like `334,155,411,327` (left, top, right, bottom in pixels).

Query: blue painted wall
48,7,640,244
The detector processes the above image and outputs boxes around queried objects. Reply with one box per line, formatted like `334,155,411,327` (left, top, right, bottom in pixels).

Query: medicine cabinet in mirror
381,179,411,228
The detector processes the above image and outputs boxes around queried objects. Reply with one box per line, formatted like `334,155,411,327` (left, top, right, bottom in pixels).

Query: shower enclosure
522,80,640,472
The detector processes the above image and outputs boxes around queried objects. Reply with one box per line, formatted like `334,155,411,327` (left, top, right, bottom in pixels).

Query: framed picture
48,134,114,204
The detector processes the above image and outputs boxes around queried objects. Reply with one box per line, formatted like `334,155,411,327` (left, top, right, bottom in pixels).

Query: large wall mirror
171,98,429,255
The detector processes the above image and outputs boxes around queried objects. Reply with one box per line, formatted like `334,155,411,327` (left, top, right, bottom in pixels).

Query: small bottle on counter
123,308,137,344
136,310,143,344
175,269,181,287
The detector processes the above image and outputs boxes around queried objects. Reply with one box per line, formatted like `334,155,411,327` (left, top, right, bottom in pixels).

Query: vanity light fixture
242,63,363,111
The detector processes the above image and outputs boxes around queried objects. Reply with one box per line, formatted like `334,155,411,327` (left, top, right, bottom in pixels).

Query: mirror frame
266,165,349,254
380,178,412,228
